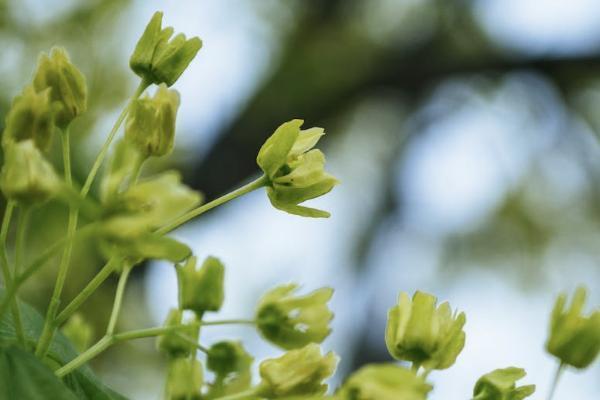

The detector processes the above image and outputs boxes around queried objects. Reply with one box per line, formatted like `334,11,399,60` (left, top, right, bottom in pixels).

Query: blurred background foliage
1,0,599,398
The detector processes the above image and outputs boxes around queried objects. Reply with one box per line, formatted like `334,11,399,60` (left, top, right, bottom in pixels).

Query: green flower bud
337,364,432,400
256,284,334,350
102,171,202,239
61,314,93,353
385,291,466,370
156,308,197,358
125,84,179,158
33,47,87,129
2,86,55,151
473,367,535,400
257,119,338,218
178,256,225,316
130,11,202,87
0,140,60,205
257,344,338,398
166,358,203,400
546,286,600,369
206,341,253,399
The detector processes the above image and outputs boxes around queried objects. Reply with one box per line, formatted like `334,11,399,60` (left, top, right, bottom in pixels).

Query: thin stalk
80,79,149,198
156,175,267,235
55,335,113,377
200,319,256,326
106,263,131,335
55,257,121,326
36,131,78,357
14,206,31,276
547,362,565,400
114,325,191,342
214,388,258,400
0,201,25,344
56,324,197,377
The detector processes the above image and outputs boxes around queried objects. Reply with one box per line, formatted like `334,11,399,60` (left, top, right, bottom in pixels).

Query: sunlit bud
0,140,59,205
386,291,466,370
156,308,197,358
257,119,338,218
2,86,55,151
206,341,253,399
130,11,202,86
256,284,333,350
256,344,338,398
33,47,87,129
473,367,535,400
337,364,432,400
166,358,203,400
178,256,225,316
125,84,179,158
546,286,600,369
61,314,93,354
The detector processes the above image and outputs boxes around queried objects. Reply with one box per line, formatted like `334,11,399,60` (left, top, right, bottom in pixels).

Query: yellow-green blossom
385,291,466,370
0,140,60,205
166,358,203,400
257,344,338,398
337,364,432,400
472,367,535,400
33,47,87,129
256,284,334,350
206,341,253,399
130,11,202,86
257,119,338,218
178,256,225,316
125,84,179,158
546,286,600,369
2,86,55,151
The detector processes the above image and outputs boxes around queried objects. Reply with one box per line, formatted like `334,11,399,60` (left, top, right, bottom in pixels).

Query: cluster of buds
1,47,86,206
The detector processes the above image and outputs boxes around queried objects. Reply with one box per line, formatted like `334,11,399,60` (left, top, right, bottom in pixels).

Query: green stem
55,335,114,377
56,324,197,377
14,206,31,276
114,325,190,342
80,79,149,198
201,319,256,326
106,263,131,336
0,201,25,345
156,175,267,235
214,388,258,400
547,362,565,400
55,257,121,326
36,132,78,357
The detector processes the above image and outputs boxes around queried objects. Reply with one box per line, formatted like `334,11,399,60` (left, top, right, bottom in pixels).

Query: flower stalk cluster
0,8,597,400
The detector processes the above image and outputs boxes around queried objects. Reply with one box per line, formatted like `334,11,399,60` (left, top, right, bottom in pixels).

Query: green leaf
0,287,128,399
0,345,78,399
